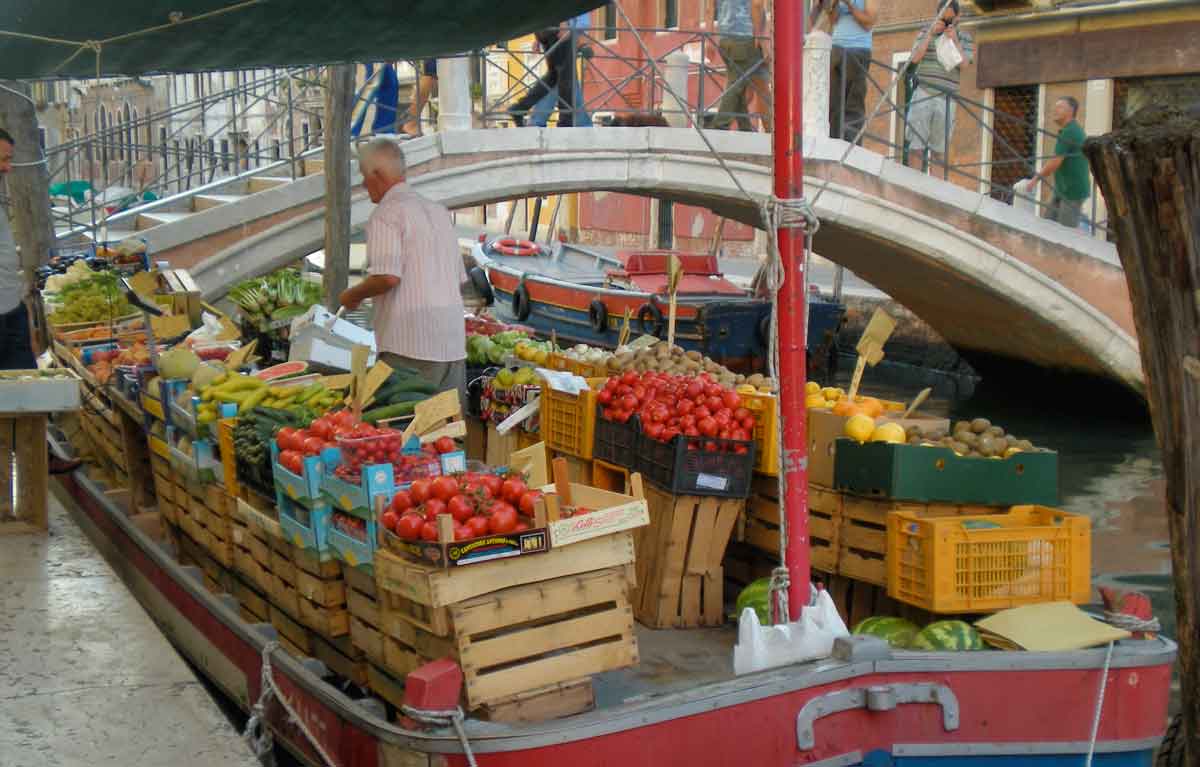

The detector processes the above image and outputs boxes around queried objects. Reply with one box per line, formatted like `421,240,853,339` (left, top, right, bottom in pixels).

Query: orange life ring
494,238,541,257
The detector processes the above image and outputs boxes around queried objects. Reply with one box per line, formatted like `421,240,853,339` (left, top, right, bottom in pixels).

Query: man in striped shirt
905,0,973,173
338,138,467,405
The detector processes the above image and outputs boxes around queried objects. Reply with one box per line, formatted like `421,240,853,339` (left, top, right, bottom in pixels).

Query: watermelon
734,578,773,625
852,616,919,649
255,361,309,381
909,620,985,651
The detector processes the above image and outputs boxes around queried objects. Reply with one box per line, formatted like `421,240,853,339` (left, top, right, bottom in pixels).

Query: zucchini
384,390,430,405
362,400,419,423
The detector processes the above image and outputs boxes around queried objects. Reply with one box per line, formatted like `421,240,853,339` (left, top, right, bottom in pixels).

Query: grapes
48,273,134,323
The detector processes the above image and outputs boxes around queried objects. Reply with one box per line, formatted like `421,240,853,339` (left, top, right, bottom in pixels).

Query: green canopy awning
0,0,605,80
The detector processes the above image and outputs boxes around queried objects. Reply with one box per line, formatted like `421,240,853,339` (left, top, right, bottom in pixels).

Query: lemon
805,381,821,395
869,422,906,444
805,393,827,409
737,384,757,395
844,414,876,442
496,368,515,387
821,386,840,400
534,349,549,365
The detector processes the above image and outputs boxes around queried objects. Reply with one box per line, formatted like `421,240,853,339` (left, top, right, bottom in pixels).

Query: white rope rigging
243,641,339,767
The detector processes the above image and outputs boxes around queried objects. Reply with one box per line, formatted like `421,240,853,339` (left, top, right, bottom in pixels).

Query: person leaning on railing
811,0,878,144
905,0,973,171
1020,96,1090,229
707,0,771,132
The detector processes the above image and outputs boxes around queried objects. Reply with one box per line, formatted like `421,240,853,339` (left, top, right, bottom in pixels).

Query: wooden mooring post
1084,105,1200,765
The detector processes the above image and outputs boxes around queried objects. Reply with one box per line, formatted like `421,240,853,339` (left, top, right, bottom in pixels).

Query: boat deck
0,486,257,767
596,626,737,709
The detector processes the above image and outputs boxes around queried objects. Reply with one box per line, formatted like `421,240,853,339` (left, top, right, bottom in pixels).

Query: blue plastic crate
276,491,334,554
271,441,339,505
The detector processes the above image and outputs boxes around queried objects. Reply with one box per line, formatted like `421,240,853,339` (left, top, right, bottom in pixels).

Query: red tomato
488,503,519,534
662,427,681,442
454,524,473,541
698,417,718,437
518,490,541,516
500,478,528,505
420,521,441,541
309,419,334,441
514,521,531,533
676,399,694,415
480,474,503,498
685,380,703,399
333,410,358,427
381,510,399,533
423,498,447,521
705,383,723,398
621,394,638,411
731,428,749,441
645,422,664,441
741,416,756,431
695,405,711,420
714,410,732,428
447,495,475,523
276,427,297,450
409,479,433,504
396,513,424,540
431,476,459,502
621,371,638,386
279,450,304,475
597,389,612,405
302,436,326,456
466,515,490,537
733,406,751,421
706,395,724,412
434,436,457,455
389,490,413,513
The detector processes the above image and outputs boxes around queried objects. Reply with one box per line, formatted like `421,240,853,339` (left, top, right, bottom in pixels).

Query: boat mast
772,0,811,618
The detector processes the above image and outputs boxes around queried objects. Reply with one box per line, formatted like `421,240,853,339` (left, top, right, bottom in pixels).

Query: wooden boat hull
473,247,845,373
58,470,1175,767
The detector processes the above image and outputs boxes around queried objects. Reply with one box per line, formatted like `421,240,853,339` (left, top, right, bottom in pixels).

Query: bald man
339,139,467,404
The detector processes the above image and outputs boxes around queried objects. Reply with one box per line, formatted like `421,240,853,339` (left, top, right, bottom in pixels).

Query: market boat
469,239,846,373
54,462,1179,767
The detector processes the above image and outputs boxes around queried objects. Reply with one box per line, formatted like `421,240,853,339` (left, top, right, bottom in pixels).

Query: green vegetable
362,401,418,423
294,382,325,404
239,386,269,414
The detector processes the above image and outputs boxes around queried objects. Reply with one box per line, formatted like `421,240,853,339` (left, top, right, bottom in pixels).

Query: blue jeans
530,79,591,127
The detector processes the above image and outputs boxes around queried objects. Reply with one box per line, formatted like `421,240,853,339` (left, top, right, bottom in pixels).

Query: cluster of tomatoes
383,473,542,543
597,371,756,452
332,512,368,542
274,410,364,475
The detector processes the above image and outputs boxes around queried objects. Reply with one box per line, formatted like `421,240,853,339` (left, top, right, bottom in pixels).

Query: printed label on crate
548,500,649,547
439,450,467,475
695,473,730,492
388,527,550,567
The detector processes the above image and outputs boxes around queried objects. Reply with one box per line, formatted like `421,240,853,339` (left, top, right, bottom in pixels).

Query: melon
254,361,308,381
852,616,920,648
909,620,985,651
157,347,201,380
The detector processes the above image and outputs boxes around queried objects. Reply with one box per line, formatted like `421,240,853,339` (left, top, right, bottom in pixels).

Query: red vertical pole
772,0,810,619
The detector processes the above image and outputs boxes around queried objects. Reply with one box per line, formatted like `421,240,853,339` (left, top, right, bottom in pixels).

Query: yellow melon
844,414,876,442
869,422,906,444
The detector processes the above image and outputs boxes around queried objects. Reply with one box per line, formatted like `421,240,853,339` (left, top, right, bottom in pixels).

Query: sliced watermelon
254,361,309,381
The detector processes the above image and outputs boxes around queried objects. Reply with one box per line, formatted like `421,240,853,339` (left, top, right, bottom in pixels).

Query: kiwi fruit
986,425,1005,438
959,432,980,448
950,440,970,455
953,420,971,434
992,436,1010,454
907,435,922,446
1015,439,1035,452
970,417,991,434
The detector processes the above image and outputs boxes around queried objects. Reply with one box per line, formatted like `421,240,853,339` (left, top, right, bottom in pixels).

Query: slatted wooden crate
344,563,386,667
234,577,271,624
743,479,841,573
231,501,278,596
633,483,742,629
373,532,637,712
272,537,351,640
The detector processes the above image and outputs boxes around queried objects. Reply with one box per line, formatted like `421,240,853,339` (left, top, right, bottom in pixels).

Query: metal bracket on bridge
796,682,960,750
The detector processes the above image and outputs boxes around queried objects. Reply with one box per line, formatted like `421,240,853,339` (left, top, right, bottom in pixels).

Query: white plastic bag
1012,178,1039,215
733,588,849,676
183,312,226,345
935,33,963,72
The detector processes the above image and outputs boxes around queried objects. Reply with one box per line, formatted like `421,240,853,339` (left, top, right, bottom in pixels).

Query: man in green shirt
1026,96,1090,228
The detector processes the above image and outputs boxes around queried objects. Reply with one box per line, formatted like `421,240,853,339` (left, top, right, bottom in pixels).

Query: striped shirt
914,28,974,93
366,182,466,362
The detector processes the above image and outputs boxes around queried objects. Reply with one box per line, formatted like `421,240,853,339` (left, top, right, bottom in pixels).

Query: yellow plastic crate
538,377,604,460
887,505,1090,614
739,391,779,476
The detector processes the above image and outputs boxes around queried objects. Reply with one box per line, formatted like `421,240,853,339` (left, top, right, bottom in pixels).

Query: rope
1084,640,1115,767
401,705,479,767
1103,611,1161,634
243,641,339,767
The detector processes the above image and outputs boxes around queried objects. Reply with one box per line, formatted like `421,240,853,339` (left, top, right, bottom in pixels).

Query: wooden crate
743,487,839,573
345,564,385,667
270,603,315,656
311,633,367,687
270,545,350,639
722,541,780,591
366,663,408,711
591,459,630,494
234,578,271,624
634,484,742,629
373,534,638,710
477,677,596,723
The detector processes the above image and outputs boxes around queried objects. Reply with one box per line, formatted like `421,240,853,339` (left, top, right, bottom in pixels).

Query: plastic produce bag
733,587,849,675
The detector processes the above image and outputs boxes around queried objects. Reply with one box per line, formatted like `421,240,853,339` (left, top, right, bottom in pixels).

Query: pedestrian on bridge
508,27,577,128
905,0,973,172
338,138,468,408
1022,96,1089,229
708,0,771,132
812,0,878,143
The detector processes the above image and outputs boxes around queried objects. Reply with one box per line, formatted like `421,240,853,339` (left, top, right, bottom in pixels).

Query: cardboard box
288,305,377,371
808,408,950,487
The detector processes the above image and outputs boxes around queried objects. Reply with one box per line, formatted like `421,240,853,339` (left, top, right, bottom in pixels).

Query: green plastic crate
833,439,1059,506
